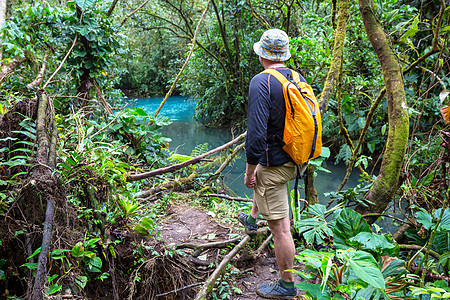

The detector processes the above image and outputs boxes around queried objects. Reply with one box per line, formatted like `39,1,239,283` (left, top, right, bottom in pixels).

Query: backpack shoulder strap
262,68,289,85
291,69,301,83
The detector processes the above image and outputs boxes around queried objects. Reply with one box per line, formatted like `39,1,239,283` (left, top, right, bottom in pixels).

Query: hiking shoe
256,280,297,299
238,212,258,235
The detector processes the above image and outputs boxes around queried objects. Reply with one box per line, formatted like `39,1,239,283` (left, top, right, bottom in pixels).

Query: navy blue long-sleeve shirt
245,67,306,167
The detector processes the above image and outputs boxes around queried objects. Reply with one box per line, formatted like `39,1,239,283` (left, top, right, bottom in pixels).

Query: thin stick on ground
156,283,203,297
194,235,251,300
255,233,273,256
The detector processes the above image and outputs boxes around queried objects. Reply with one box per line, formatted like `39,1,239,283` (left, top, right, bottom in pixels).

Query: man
238,29,307,299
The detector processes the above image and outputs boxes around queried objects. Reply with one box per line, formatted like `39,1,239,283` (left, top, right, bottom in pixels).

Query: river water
130,96,360,202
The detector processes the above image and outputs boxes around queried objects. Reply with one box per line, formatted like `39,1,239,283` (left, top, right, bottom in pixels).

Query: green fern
191,143,209,157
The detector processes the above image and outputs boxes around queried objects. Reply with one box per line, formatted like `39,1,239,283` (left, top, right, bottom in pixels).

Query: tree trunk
0,0,6,28
319,0,349,114
305,165,318,205
311,0,349,204
357,0,409,222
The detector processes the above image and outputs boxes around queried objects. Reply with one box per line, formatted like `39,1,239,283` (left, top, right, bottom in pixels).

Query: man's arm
244,163,257,188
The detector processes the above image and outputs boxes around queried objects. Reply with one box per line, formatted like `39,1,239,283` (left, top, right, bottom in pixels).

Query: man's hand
244,163,257,189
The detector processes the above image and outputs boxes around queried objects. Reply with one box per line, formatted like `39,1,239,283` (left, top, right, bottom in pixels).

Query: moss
358,0,410,219
319,0,349,113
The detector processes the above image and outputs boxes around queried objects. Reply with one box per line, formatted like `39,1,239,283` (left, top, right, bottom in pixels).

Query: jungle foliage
0,0,449,299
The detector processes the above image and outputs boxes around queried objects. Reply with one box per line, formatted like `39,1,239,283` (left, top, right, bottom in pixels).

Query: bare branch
120,0,151,26
128,131,246,182
43,35,78,90
153,0,211,118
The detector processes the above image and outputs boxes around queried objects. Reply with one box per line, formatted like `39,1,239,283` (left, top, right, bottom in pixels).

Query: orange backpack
263,68,322,164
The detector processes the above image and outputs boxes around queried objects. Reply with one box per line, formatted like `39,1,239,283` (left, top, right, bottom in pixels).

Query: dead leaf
441,105,450,124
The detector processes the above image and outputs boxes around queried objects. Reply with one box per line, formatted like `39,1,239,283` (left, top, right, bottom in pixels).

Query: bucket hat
253,29,291,62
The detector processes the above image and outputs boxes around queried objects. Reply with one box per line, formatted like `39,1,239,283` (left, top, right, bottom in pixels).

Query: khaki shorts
253,162,307,220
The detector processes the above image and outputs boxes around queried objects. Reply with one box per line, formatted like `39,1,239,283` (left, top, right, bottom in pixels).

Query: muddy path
159,202,305,299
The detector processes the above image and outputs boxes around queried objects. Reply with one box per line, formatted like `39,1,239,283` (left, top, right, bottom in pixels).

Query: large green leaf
321,253,334,293
334,209,371,249
71,242,85,258
47,283,62,295
380,257,406,278
416,210,434,230
75,0,95,10
399,16,419,43
296,282,332,300
349,232,395,254
337,249,385,290
296,218,333,245
296,204,335,244
296,249,331,270
434,208,450,232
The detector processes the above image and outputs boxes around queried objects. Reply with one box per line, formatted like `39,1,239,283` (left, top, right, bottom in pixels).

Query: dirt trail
159,203,305,299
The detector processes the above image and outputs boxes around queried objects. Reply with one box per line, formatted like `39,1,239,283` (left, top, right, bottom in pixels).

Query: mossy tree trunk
357,0,409,222
306,0,349,204
319,0,349,115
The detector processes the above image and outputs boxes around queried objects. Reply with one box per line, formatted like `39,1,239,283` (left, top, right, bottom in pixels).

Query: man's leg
250,198,259,219
267,216,295,282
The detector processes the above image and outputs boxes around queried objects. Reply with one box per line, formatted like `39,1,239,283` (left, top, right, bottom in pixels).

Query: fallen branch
392,223,411,242
399,244,440,261
206,142,245,182
135,172,197,199
128,132,246,181
156,283,203,297
28,51,49,89
31,197,55,300
194,235,251,300
200,193,252,202
361,212,412,225
255,233,273,257
177,236,242,258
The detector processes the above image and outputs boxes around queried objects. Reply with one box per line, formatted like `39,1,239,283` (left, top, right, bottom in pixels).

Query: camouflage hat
253,29,291,62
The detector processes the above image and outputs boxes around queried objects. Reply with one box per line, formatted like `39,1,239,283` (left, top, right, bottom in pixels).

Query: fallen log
31,92,59,300
200,193,252,202
128,132,246,182
135,172,197,199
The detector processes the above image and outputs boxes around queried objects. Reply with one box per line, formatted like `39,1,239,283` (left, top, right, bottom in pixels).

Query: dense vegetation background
0,0,449,299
